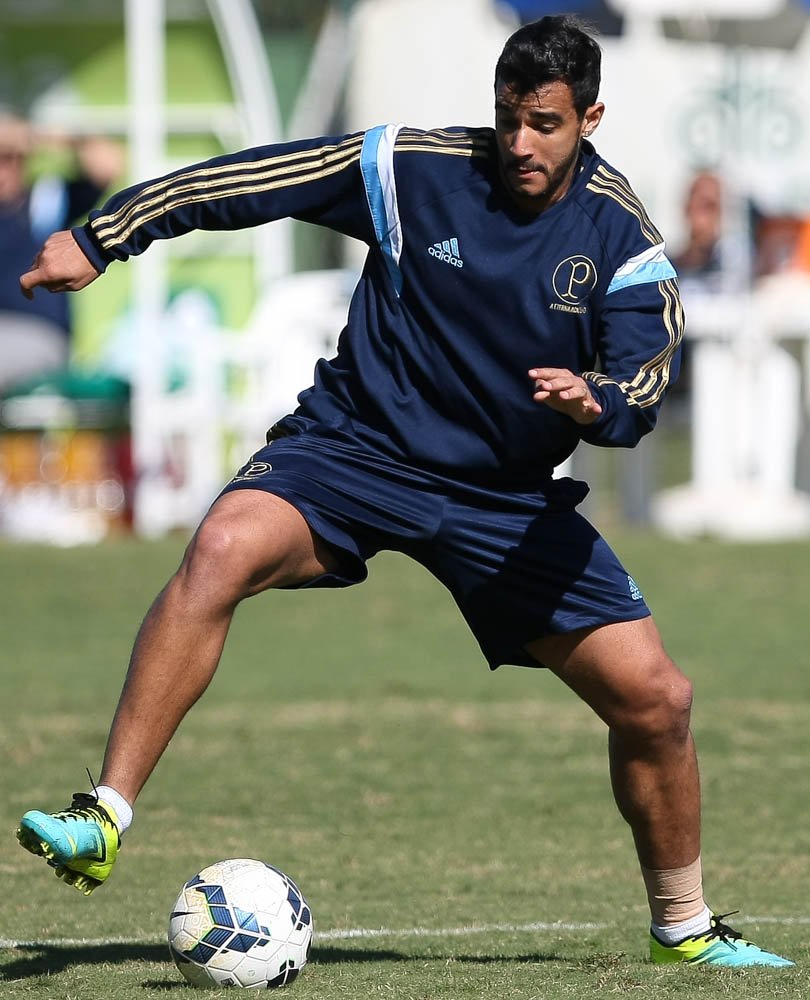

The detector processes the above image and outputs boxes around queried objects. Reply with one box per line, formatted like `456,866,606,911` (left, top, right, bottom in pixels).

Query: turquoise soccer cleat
17,792,121,895
650,911,794,968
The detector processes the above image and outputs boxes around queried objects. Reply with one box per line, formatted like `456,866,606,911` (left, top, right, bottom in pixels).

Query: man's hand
528,367,602,425
20,230,100,300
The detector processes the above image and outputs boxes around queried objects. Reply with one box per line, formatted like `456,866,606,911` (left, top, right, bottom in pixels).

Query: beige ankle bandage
641,856,705,926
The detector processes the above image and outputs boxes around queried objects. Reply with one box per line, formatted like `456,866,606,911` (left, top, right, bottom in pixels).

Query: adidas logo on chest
428,236,464,268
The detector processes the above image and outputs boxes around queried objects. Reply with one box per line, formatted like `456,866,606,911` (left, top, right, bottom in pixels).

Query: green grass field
1,530,809,998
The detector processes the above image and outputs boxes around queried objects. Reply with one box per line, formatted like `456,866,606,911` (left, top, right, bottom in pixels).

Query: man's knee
179,490,337,598
614,654,694,744
179,508,258,602
537,619,694,743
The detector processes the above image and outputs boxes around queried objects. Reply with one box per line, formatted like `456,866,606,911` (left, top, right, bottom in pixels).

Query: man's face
684,174,722,249
0,148,26,203
494,78,603,214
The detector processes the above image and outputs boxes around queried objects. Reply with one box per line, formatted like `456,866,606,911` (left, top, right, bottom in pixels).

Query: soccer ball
168,858,313,989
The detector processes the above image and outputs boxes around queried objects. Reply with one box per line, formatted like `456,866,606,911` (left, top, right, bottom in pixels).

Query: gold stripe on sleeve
92,134,365,250
582,278,683,409
586,165,662,245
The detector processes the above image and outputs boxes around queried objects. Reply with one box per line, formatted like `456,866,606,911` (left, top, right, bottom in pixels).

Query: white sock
651,904,712,945
95,785,133,834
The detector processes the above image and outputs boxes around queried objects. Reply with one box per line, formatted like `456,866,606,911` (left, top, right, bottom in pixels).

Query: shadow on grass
0,942,170,980
1,941,563,982
312,945,562,965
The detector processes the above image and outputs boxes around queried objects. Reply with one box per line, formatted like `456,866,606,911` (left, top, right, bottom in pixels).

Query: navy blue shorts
219,433,650,669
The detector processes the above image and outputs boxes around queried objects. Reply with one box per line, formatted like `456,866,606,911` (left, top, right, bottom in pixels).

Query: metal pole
206,0,293,285
125,0,171,536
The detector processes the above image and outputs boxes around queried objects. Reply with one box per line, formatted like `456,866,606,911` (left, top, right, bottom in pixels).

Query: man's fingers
530,367,575,388
20,267,64,297
19,268,41,299
528,366,602,424
532,375,577,396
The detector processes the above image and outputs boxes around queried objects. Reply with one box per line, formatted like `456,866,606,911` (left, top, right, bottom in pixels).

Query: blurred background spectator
754,211,808,278
0,112,123,395
793,215,810,272
672,172,725,296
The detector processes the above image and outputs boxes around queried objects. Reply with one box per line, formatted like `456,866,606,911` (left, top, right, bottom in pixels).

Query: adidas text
428,237,464,268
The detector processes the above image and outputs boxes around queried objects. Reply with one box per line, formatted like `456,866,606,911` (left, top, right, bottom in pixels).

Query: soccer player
16,15,791,968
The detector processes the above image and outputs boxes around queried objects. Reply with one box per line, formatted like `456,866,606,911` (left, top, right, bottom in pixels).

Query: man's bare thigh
194,488,342,594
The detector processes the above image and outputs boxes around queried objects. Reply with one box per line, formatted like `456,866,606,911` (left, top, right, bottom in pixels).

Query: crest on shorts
232,460,273,481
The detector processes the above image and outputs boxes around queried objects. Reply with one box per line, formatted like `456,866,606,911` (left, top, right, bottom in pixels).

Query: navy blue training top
74,125,683,488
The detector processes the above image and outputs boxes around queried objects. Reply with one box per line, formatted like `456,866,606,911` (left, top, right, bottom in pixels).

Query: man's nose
510,125,531,156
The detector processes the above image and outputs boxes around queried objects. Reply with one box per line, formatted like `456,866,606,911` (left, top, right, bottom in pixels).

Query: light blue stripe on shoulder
360,123,404,295
607,241,677,295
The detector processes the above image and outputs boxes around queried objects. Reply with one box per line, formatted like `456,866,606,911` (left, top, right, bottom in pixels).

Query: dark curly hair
495,15,601,117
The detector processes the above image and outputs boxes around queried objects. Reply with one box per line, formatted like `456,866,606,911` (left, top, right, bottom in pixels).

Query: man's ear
581,102,605,139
